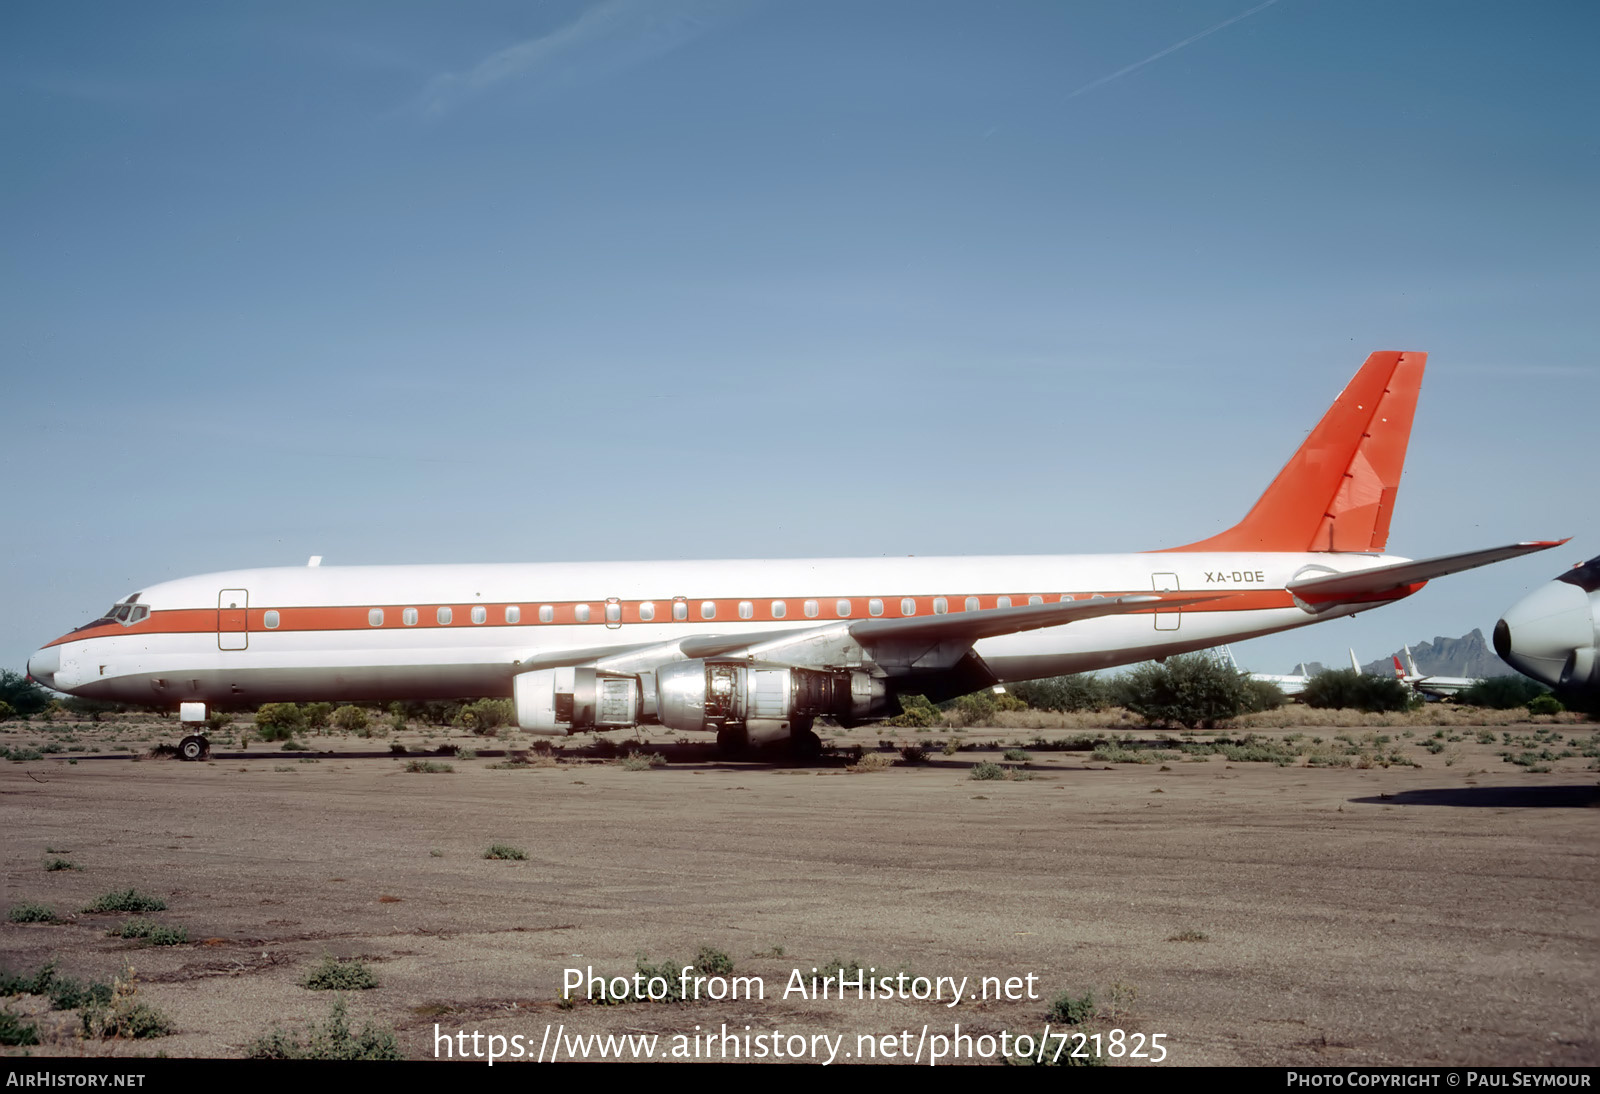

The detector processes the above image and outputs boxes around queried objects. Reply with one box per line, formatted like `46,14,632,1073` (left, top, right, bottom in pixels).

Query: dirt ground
1,716,1596,1066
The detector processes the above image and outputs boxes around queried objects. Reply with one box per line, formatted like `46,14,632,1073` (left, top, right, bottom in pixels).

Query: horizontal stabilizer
1288,540,1569,608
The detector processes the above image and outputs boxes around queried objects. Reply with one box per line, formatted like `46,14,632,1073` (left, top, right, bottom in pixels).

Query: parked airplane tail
1162,350,1426,553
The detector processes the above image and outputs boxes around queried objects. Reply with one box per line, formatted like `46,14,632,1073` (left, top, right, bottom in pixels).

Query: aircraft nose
26,645,60,689
1494,580,1594,689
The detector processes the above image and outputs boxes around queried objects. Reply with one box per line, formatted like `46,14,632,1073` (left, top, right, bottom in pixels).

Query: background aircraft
1495,552,1600,700
28,352,1563,758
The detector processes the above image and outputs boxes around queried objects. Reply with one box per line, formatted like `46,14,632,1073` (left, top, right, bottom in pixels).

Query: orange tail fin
1163,350,1426,553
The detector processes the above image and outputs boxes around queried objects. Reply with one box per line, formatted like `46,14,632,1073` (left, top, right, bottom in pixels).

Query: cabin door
218,589,249,650
1151,573,1181,631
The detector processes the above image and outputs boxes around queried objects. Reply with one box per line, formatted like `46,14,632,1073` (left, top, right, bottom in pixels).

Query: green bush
456,698,515,735
1115,654,1256,728
969,762,1006,781
1008,674,1112,713
82,889,166,914
246,997,401,1059
1,960,59,996
330,705,370,733
108,918,188,946
253,702,306,741
301,703,333,729
1047,989,1096,1024
1459,675,1548,710
8,902,57,923
1301,670,1414,713
0,1009,38,1046
483,844,527,860
0,670,52,718
1527,694,1565,716
300,956,379,991
694,946,734,977
885,694,941,728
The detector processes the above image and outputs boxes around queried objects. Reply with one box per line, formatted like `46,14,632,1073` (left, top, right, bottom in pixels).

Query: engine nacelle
655,660,886,742
1495,553,1600,697
514,666,641,735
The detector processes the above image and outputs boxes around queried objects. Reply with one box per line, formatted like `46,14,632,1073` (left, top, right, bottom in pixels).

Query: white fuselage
33,551,1403,709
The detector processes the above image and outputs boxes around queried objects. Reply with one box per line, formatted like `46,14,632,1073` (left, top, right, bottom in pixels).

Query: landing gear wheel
716,728,748,757
789,727,822,759
178,735,210,762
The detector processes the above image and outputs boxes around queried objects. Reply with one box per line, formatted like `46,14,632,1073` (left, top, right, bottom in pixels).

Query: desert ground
2,712,1596,1066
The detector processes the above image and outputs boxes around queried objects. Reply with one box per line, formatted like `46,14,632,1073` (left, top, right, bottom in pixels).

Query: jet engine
1494,554,1600,696
655,660,886,744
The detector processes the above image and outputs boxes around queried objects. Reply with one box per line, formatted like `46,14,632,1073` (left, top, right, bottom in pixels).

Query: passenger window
1059,595,1073,603
437,606,453,625
369,609,384,627
264,610,280,629
997,596,1012,609
804,600,819,618
472,606,487,624
836,599,851,617
933,597,947,615
738,601,753,620
965,597,980,612
673,600,688,621
869,598,884,616
605,602,621,623
701,601,716,620
640,602,655,621
771,601,786,619
575,604,591,623
539,605,554,623
901,598,916,616
403,608,418,626
506,606,521,623
1029,595,1043,606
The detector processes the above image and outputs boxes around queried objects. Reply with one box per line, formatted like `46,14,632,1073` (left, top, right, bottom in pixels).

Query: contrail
1065,0,1283,100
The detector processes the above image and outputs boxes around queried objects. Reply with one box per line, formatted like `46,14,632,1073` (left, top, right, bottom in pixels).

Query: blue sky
4,0,1596,676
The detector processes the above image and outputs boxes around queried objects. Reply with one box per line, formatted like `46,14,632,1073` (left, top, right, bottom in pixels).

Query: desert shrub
1302,670,1414,713
0,701,15,722
245,997,401,1060
885,694,941,728
404,760,453,773
1527,694,1565,716
1002,748,1032,762
1241,677,1287,713
483,844,527,861
1115,654,1256,728
695,946,734,977
82,889,166,914
300,703,333,729
80,970,172,1040
969,761,1006,781
330,705,370,733
1,961,58,996
1458,675,1546,709
8,902,57,923
847,751,894,772
108,919,187,946
300,956,379,991
456,698,515,735
252,703,306,741
49,977,113,1011
899,744,927,763
0,1010,38,1046
44,858,81,872
1047,989,1096,1024
620,751,666,770
1008,674,1112,713
0,670,51,718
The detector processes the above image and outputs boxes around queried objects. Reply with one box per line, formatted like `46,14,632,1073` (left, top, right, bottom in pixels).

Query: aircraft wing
532,592,1222,679
1288,541,1569,610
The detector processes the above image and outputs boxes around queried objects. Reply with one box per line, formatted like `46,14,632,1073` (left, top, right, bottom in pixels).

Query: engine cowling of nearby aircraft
1494,554,1600,695
512,660,888,743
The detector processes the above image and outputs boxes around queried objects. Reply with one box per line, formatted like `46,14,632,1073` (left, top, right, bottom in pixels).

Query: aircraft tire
178,735,209,762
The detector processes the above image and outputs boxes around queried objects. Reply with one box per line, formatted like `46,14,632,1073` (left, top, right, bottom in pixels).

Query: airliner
27,351,1564,759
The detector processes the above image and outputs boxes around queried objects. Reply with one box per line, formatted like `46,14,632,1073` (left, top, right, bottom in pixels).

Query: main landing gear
178,735,211,762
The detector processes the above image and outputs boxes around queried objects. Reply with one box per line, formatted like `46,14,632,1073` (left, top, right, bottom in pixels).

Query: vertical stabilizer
1162,351,1426,553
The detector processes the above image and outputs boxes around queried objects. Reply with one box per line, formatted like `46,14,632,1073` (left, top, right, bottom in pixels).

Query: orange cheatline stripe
45,589,1301,648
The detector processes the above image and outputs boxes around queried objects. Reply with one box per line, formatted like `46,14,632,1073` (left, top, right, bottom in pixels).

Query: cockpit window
78,594,149,630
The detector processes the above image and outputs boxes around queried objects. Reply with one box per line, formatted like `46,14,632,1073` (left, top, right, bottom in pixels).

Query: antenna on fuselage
307,556,323,567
